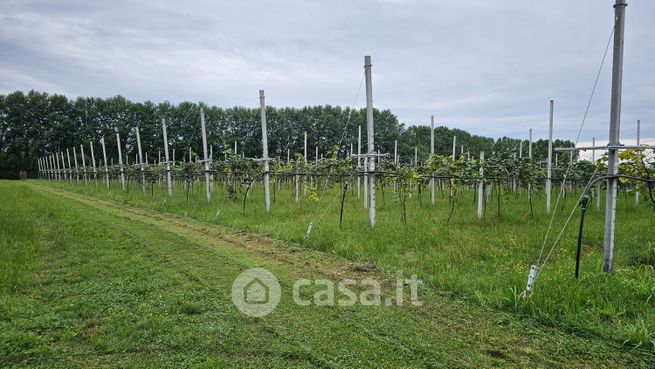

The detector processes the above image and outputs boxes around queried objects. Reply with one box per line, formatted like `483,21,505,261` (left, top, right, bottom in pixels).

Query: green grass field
1,179,654,367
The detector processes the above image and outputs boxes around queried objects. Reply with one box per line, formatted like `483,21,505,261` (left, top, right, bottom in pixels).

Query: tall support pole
80,144,87,186
53,155,58,180
66,149,72,182
55,153,61,180
260,90,271,213
477,151,485,219
162,119,173,197
365,55,376,227
200,108,211,203
430,115,435,205
603,0,627,273
546,100,554,214
357,125,362,199
528,128,533,203
635,119,640,205
234,141,237,156
61,152,67,180
519,141,523,158
101,138,110,189
73,147,79,184
136,127,146,194
56,153,61,180
451,135,456,197
90,142,98,188
62,152,68,180
394,140,398,165
304,131,308,196
50,156,55,180
116,133,126,191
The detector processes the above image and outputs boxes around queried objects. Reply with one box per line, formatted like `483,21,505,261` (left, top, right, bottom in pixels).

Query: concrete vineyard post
66,149,72,182
80,144,87,186
162,119,173,197
430,115,435,205
200,107,211,203
357,125,362,199
260,90,271,213
528,129,533,204
90,141,98,188
451,135,456,197
477,151,485,219
593,137,600,210
394,140,398,165
72,146,79,184
365,55,375,227
304,131,308,196
136,127,146,194
55,153,61,180
116,133,126,191
546,100,554,214
603,0,627,273
101,137,109,189
636,119,640,205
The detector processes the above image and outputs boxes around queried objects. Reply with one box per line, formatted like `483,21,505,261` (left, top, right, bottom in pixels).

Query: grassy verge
1,180,654,367
34,178,655,349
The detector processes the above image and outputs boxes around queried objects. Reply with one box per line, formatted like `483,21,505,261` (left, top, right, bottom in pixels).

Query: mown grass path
0,181,651,368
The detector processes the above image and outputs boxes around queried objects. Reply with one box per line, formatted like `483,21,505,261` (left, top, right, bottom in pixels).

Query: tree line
0,90,575,179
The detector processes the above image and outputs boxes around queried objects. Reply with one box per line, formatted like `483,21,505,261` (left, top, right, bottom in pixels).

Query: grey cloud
0,0,653,144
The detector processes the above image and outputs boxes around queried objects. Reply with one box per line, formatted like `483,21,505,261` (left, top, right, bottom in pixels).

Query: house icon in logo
244,277,269,304
231,268,281,317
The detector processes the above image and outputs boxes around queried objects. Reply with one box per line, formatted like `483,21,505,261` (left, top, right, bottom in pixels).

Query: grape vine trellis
38,146,655,224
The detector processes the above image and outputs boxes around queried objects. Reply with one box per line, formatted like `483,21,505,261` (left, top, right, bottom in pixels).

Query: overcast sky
1,0,653,147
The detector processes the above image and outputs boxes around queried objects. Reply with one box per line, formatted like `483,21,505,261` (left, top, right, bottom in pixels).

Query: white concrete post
72,146,79,184
430,115,435,205
365,55,375,227
116,133,126,191
200,107,211,203
546,99,554,214
162,119,173,197
477,151,485,219
603,0,627,273
636,119,640,205
66,149,72,182
90,141,97,187
136,127,146,194
55,152,62,181
80,144,87,186
528,129,533,203
394,140,398,165
357,125,362,199
260,90,271,213
304,131,308,196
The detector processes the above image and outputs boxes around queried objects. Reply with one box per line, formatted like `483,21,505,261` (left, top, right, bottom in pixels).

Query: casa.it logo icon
231,268,281,317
